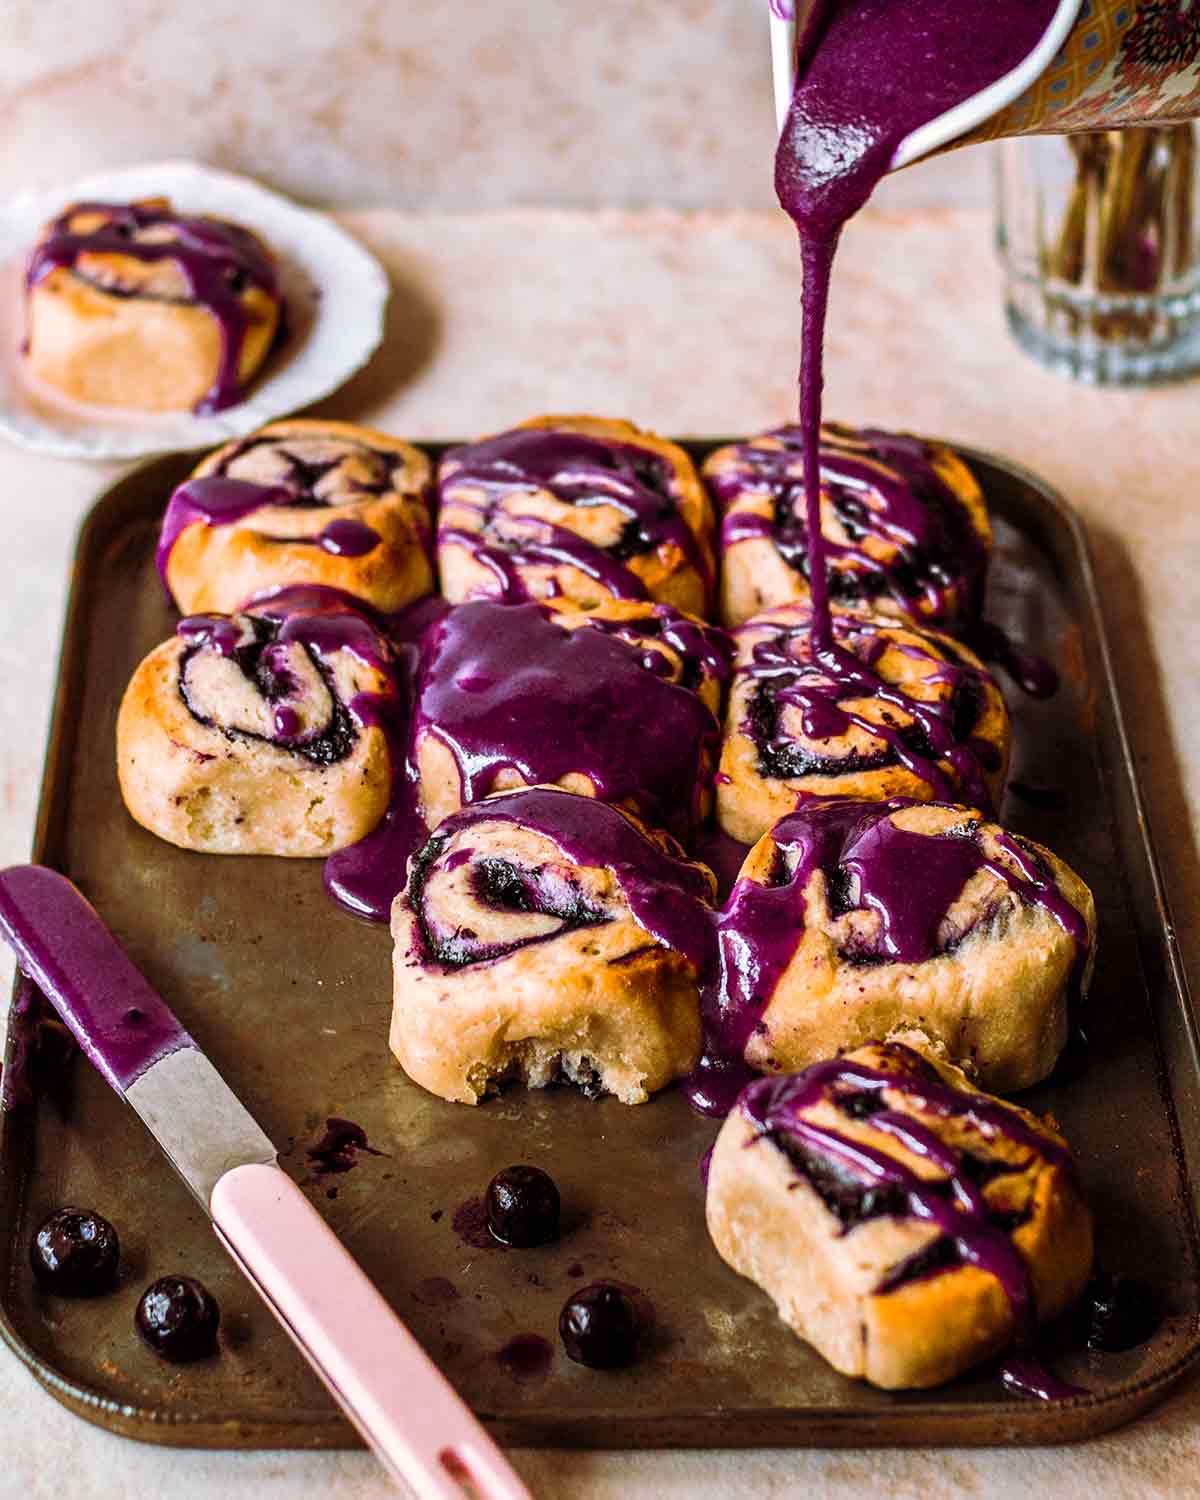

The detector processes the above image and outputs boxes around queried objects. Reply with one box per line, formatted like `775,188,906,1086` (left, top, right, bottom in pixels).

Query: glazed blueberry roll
411,598,730,843
390,786,716,1105
117,593,402,856
436,415,717,615
704,799,1095,1094
158,420,433,616
705,424,991,630
23,198,282,413
718,602,1010,846
706,1042,1093,1390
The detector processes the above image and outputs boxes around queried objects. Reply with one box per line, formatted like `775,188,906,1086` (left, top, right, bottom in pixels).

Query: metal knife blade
0,865,275,1206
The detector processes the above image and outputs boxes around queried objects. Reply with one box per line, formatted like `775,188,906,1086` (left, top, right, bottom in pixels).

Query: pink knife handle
211,1162,530,1500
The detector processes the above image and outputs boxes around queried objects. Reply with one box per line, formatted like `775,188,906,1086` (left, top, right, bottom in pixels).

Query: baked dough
705,423,991,629
437,414,716,615
411,598,729,842
706,1041,1093,1389
718,602,1010,845
117,598,399,856
390,786,715,1104
707,799,1095,1093
160,420,433,615
24,198,281,413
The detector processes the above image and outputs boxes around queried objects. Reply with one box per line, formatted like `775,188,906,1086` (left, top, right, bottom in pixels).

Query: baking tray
0,442,1197,1450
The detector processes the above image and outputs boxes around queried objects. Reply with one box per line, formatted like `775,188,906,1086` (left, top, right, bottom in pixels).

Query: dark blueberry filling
414,847,608,968
30,1207,120,1296
875,1233,962,1292
559,1282,642,1369
485,1165,561,1248
748,685,891,781
179,619,357,766
215,436,394,504
136,1275,221,1362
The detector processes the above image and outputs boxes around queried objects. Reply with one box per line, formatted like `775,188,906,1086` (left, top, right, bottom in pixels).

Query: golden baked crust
717,602,1011,846
412,597,729,837
389,787,715,1105
705,423,991,629
24,198,281,412
116,606,395,856
163,420,433,614
718,800,1095,1093
705,1042,1093,1389
437,414,717,614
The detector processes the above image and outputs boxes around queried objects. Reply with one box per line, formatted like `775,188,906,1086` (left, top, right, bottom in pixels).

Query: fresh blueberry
136,1276,221,1362
559,1282,641,1369
30,1208,120,1296
1082,1271,1160,1352
485,1165,560,1248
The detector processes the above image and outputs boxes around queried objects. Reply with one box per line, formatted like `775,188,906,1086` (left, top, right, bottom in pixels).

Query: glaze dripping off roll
718,602,1010,846
702,799,1095,1095
158,419,434,615
436,414,717,615
116,593,403,856
411,597,731,843
705,423,991,631
705,1041,1093,1391
23,198,282,414
389,786,716,1106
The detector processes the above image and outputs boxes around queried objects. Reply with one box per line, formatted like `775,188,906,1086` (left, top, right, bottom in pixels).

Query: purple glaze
736,609,1001,814
439,427,715,612
775,1,1060,698
305,1117,384,1174
0,866,191,1093
414,601,723,838
407,786,715,972
325,598,734,925
740,1042,1086,1398
496,1333,554,1382
156,477,291,596
714,425,988,626
969,620,1060,699
688,799,1090,1109
26,200,280,413
314,518,380,557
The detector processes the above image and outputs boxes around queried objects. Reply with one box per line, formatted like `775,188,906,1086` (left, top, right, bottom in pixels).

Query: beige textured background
0,0,984,211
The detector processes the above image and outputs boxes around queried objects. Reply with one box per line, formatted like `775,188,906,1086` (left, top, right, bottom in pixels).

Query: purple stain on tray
411,1276,461,1308
496,1333,554,1382
305,1117,385,1174
0,866,191,1094
452,1196,505,1251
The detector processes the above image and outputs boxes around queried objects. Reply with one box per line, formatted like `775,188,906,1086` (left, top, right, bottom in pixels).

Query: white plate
0,161,389,459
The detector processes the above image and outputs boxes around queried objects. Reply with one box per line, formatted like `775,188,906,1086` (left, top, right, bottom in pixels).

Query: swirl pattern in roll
158,419,433,615
24,198,282,413
437,415,717,614
718,602,1010,846
705,423,991,630
705,1042,1093,1390
117,591,403,856
701,799,1095,1095
412,597,731,842
390,786,716,1105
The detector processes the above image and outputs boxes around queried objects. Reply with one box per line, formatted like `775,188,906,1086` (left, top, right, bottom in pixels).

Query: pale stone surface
0,206,1197,1494
0,0,989,213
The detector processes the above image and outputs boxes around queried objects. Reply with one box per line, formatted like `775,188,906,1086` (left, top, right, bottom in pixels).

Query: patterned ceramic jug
776,1,1200,164
964,0,1200,145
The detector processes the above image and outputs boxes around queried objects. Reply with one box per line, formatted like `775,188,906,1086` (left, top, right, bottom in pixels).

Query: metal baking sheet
0,443,1197,1449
